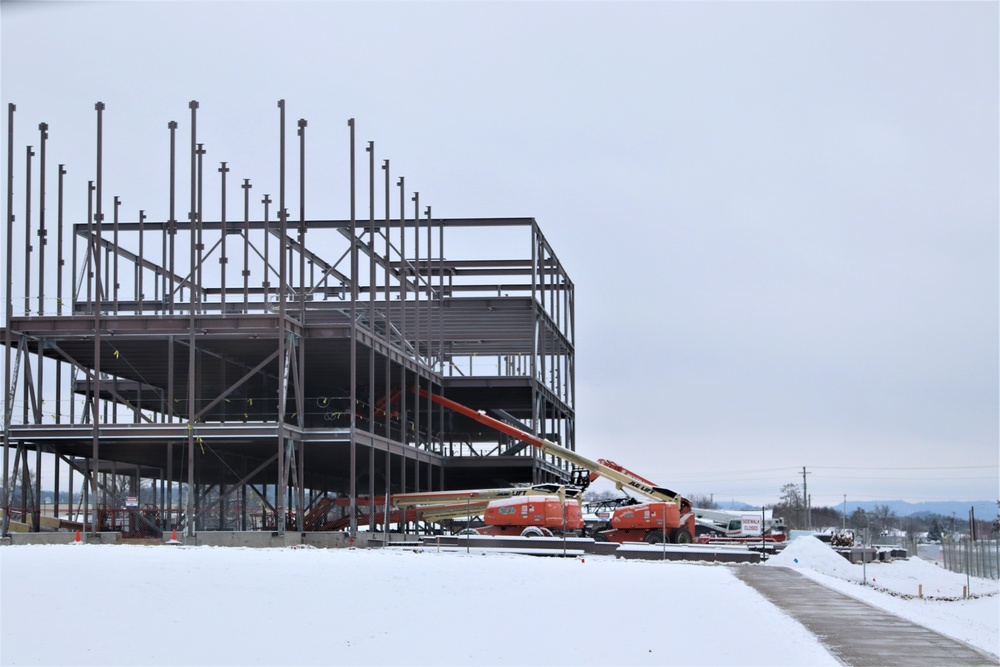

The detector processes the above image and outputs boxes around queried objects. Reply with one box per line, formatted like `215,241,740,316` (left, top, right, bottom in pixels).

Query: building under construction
1,101,575,539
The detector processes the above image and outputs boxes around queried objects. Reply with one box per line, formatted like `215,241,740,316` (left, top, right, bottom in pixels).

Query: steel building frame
1,101,575,537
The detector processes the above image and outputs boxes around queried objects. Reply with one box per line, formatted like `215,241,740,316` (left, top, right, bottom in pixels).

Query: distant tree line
769,482,997,540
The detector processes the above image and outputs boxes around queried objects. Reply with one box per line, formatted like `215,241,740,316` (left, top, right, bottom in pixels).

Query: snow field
1,544,838,666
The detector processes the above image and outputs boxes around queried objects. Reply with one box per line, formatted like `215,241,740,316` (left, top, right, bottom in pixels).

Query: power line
812,465,998,471
818,475,998,481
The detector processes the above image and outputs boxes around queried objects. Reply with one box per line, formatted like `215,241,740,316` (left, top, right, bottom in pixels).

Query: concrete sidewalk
732,566,998,666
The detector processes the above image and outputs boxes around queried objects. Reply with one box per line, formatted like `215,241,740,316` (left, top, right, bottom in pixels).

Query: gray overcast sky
2,1,997,507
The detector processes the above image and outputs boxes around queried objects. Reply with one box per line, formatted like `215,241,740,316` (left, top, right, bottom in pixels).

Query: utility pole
802,466,810,530
842,494,847,530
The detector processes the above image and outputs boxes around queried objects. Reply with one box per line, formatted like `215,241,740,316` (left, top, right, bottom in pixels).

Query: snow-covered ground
0,543,837,666
0,541,997,666
766,536,999,658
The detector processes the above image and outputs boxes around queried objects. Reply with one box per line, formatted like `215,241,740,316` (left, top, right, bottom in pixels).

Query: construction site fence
863,535,999,581
821,543,998,600
937,538,1000,580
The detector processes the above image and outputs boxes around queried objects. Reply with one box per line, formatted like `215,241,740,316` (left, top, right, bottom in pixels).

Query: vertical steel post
529,228,537,479
398,175,406,449
367,139,376,329
166,442,173,528
167,120,177,314
276,99,287,535
425,204,434,454
241,179,251,311
137,210,145,314
367,140,375,531
112,196,120,312
37,123,48,316
219,161,229,312
297,120,307,318
56,163,65,313
240,470,247,531
425,204,431,369
438,206,444,376
413,191,420,362
90,102,105,536
296,119,307,532
186,100,198,537
20,165,35,435
262,194,271,302
24,145,33,321
67,464,74,523
85,181,93,306
31,446,41,530
426,204,437,454
2,103,14,537
188,105,197,314
437,208,445,451
411,191,419,452
55,164,65,424
53,456,60,521
348,117,357,537
397,174,407,516
382,159,391,507
196,143,205,312
82,457,90,536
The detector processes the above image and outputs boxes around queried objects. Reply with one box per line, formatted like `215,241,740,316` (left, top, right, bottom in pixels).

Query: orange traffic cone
75,530,81,543
171,528,178,541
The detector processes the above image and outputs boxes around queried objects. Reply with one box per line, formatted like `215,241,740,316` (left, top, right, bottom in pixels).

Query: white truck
694,508,786,542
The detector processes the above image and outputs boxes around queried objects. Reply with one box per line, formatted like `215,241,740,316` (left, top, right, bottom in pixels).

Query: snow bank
768,535,999,598
768,535,865,583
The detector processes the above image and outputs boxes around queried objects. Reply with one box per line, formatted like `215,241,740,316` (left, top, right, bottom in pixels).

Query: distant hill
841,500,997,518
714,500,759,511
708,499,997,518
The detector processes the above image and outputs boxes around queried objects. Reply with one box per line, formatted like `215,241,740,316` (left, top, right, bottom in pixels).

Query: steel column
276,99,287,535
90,102,105,535
2,103,14,537
185,100,198,537
367,140,375,531
348,117,357,537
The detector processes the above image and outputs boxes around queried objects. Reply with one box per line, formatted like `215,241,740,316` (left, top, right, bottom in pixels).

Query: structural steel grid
0,100,576,539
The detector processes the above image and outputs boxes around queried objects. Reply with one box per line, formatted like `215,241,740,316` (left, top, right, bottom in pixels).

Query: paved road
732,566,998,666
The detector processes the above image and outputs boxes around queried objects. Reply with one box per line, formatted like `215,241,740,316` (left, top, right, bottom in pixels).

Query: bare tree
871,504,897,536
687,494,718,509
775,483,805,529
582,489,624,503
8,464,35,510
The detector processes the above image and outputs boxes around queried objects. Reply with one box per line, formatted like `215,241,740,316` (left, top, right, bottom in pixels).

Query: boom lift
295,485,582,534
413,388,695,544
392,484,584,537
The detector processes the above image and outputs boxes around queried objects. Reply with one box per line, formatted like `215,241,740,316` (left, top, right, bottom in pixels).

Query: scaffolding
1,100,575,538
